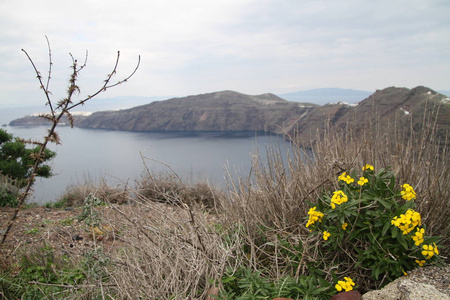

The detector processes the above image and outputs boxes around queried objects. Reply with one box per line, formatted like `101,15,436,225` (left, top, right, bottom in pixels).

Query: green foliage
305,165,443,289
218,266,334,300
77,193,105,227
0,245,86,299
0,173,19,207
0,129,55,197
44,197,68,209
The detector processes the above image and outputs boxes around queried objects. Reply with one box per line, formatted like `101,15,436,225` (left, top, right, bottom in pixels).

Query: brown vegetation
0,103,448,298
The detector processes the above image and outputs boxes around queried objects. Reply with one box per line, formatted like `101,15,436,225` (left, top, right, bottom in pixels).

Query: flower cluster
415,259,426,266
330,190,348,209
342,222,348,230
422,243,439,260
411,228,425,246
362,164,374,171
305,163,441,291
357,176,368,186
338,172,354,184
335,277,355,292
400,183,416,201
391,209,421,235
306,207,324,228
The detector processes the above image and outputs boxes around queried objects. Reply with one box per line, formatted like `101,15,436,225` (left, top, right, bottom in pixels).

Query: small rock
72,234,83,241
331,290,362,300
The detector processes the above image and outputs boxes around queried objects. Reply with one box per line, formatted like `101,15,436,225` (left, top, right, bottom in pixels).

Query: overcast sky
1,0,449,108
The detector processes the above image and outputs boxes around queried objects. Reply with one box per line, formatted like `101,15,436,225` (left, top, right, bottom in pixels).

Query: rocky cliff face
76,91,317,134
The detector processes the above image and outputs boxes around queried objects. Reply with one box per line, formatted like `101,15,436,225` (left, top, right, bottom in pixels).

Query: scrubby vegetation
1,107,448,299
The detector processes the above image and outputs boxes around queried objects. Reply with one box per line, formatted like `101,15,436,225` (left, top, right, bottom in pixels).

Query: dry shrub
96,199,241,299
136,171,225,210
58,178,129,207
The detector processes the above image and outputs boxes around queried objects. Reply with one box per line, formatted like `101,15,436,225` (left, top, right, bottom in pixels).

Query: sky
1,0,449,108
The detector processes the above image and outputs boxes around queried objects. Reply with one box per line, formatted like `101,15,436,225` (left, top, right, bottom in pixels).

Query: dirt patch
0,206,120,265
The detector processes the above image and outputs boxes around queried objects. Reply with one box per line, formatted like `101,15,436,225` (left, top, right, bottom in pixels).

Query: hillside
76,91,317,134
9,86,450,147
288,86,450,145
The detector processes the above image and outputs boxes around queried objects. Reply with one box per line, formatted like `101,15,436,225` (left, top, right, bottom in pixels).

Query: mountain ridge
9,86,450,147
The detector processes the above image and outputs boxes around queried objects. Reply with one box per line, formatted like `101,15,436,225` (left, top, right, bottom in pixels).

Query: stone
362,275,450,300
397,280,449,300
330,290,362,300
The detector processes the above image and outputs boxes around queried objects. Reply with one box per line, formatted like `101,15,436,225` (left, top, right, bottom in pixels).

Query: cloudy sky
1,0,449,108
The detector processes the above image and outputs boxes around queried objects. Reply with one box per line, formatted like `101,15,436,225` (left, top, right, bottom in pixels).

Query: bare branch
45,35,52,92
21,49,55,117
68,53,140,110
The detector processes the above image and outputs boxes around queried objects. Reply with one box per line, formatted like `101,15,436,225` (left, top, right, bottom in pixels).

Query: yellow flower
342,222,348,230
323,231,331,241
422,244,438,259
362,164,374,171
415,259,426,267
357,177,368,186
391,209,421,234
433,243,439,255
400,183,416,201
338,172,354,184
411,228,425,246
335,277,355,292
331,190,348,208
306,207,324,228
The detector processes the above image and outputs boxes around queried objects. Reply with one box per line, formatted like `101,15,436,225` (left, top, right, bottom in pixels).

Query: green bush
0,129,55,187
0,129,55,207
0,174,19,207
305,164,442,290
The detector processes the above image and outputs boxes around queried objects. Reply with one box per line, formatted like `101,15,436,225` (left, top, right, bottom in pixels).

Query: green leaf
382,220,391,236
373,265,381,280
391,224,398,238
396,233,408,250
376,198,393,210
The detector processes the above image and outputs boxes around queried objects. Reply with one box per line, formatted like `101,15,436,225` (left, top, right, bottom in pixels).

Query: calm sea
1,107,292,204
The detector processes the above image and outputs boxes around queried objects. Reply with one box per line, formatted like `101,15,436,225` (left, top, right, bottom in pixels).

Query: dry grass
136,171,225,210
57,178,129,207
3,106,448,298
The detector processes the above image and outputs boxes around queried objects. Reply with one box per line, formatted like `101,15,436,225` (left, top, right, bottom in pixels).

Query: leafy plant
0,129,55,188
218,266,334,300
0,245,87,299
305,164,443,289
78,193,104,227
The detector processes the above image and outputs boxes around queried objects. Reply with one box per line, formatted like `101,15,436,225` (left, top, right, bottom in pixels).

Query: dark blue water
1,107,291,204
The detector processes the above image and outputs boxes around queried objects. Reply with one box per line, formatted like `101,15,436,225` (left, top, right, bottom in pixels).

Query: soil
0,206,117,265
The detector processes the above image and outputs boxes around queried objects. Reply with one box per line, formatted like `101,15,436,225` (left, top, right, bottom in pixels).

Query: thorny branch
0,38,140,246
